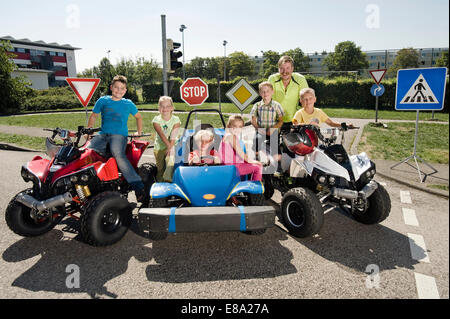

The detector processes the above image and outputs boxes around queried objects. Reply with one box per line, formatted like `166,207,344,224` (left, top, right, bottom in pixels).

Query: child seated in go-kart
188,129,221,165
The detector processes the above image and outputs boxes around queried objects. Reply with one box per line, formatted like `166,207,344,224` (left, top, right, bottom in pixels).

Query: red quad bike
5,126,156,247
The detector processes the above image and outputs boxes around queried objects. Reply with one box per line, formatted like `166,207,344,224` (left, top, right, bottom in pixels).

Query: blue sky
1,0,448,72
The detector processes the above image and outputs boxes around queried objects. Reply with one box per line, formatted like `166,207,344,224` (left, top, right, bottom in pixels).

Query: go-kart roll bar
184,109,227,130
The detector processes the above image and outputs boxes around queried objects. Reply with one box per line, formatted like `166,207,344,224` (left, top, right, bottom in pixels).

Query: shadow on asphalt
286,207,425,274
2,215,296,297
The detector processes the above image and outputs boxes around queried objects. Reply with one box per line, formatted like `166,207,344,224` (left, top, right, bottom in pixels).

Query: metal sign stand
390,110,437,182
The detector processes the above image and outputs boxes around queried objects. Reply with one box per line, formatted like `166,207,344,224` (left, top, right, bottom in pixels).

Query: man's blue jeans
88,133,144,191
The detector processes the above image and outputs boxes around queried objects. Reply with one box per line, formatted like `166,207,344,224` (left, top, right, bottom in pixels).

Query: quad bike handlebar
291,123,359,147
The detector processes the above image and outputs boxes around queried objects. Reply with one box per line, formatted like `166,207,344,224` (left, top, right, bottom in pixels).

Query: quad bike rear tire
281,187,324,238
5,189,63,237
81,191,132,246
353,182,391,225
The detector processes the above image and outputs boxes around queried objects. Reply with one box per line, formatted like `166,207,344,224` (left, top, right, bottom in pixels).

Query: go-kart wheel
262,176,274,200
353,182,391,224
81,191,132,247
248,193,265,206
281,187,324,238
147,197,169,240
5,189,63,237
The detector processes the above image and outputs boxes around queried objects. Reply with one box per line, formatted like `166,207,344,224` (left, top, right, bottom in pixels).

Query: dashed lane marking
407,233,430,263
402,208,419,227
414,273,440,299
400,190,412,204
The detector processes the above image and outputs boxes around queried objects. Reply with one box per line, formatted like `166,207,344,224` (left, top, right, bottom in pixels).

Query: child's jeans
234,163,262,181
88,133,144,190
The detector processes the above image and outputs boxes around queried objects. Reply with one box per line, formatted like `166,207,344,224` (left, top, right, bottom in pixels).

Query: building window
57,52,65,57
49,51,56,56
16,48,25,53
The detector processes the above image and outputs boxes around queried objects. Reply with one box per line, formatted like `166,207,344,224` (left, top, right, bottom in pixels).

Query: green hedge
143,76,449,113
20,85,139,112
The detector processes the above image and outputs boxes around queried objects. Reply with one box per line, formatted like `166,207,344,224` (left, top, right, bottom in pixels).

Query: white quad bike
260,123,391,238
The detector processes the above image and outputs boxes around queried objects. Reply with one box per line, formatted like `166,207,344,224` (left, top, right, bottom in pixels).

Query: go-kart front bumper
138,206,275,233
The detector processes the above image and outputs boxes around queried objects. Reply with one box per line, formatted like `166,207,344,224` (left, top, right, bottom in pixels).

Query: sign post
392,67,448,182
369,69,387,124
66,78,101,125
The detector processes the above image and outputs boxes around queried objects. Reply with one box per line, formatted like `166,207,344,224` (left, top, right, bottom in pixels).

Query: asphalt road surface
0,149,448,300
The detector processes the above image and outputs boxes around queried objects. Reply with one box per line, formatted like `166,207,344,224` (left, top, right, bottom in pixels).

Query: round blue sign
371,84,385,97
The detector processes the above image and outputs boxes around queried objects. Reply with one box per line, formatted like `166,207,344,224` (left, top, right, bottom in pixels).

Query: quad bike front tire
80,191,132,247
5,189,63,237
281,187,324,238
353,182,391,224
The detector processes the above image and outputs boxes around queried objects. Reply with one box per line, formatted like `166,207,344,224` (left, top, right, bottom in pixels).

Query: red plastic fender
94,158,119,181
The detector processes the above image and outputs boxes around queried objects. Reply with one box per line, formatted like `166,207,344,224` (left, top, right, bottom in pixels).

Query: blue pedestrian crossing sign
395,67,448,111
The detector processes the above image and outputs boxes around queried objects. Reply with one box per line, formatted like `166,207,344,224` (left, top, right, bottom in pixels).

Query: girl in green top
152,96,181,182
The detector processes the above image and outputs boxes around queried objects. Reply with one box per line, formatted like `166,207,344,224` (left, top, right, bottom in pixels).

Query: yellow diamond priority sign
225,79,259,112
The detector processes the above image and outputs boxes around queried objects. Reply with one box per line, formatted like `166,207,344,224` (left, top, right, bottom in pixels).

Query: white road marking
414,273,440,299
407,233,430,263
402,208,419,227
400,191,412,204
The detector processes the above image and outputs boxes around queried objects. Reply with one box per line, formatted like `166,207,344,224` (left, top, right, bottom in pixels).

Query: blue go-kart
138,109,275,240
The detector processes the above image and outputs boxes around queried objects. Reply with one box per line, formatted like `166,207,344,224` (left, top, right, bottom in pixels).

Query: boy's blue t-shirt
93,96,138,136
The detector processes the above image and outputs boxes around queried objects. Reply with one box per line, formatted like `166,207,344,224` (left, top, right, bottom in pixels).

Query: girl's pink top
219,133,245,164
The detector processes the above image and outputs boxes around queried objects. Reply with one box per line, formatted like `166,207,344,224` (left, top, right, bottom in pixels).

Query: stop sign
180,77,209,106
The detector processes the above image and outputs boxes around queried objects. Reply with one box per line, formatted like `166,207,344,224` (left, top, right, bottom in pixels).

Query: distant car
138,109,275,240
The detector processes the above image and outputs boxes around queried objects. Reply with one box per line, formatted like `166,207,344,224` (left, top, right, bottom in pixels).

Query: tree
115,57,136,86
387,48,420,77
435,51,449,69
0,40,31,114
97,57,116,87
228,51,255,79
324,41,369,72
134,56,160,86
260,50,280,79
282,48,310,72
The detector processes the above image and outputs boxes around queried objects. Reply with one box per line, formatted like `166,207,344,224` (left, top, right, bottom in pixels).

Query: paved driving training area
0,149,448,299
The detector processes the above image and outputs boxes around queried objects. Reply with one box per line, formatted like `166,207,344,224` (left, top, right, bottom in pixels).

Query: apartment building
1,35,80,89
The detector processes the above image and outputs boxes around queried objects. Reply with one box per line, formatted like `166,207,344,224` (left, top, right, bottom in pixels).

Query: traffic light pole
161,15,168,96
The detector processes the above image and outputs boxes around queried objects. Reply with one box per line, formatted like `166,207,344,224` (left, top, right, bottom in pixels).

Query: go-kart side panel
150,183,191,203
227,181,265,199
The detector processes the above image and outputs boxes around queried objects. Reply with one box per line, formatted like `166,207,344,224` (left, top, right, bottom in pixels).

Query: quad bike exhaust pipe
16,192,73,213
331,180,378,200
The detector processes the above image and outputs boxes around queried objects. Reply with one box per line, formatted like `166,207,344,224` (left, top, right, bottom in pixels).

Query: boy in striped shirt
250,81,284,174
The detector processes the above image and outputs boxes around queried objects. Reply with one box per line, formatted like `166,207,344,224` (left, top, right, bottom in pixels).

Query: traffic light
166,38,183,73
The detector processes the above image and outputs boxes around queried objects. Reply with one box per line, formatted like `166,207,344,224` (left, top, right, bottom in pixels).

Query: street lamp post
107,50,111,60
179,24,187,80
223,40,228,81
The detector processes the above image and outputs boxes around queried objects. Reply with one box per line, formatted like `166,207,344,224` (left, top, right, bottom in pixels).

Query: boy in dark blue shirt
87,75,145,201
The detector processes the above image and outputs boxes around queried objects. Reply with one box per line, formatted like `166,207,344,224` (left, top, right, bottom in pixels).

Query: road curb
0,143,40,153
376,170,449,199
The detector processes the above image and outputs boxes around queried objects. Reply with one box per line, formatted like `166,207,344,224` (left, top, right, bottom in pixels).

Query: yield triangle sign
400,74,438,104
66,78,101,107
369,69,387,85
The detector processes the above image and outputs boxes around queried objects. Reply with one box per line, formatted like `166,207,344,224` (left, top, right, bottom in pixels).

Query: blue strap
168,207,176,233
238,206,246,231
